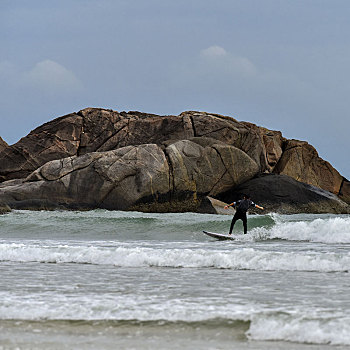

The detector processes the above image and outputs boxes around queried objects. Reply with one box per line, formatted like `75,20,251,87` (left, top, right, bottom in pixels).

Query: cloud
200,45,228,58
0,59,82,97
23,60,83,93
175,45,311,103
199,45,257,78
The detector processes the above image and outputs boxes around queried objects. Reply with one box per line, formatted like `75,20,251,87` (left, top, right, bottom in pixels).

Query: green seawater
0,210,349,349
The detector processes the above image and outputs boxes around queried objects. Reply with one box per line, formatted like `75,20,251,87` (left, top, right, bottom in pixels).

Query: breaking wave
1,242,349,272
0,294,349,346
249,214,350,244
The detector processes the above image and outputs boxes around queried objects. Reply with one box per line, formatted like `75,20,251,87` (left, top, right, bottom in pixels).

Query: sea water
0,210,349,350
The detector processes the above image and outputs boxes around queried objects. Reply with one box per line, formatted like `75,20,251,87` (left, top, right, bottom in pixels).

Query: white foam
0,290,256,322
252,215,350,243
1,242,349,272
249,312,350,345
1,291,349,346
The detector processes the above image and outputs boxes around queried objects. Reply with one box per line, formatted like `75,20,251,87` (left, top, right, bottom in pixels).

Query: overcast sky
1,0,349,177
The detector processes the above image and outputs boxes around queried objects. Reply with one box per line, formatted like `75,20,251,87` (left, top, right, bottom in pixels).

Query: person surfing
224,194,264,235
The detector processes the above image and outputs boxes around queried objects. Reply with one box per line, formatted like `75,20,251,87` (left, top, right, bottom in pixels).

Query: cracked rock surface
0,108,349,213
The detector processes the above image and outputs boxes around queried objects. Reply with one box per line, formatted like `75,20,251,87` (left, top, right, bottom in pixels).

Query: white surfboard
203,230,236,241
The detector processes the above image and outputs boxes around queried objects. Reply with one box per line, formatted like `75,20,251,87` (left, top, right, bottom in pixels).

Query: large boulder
0,140,260,212
0,108,280,182
0,108,199,182
165,138,259,197
1,144,171,210
219,174,350,214
77,108,195,153
182,112,276,172
259,128,284,171
273,140,344,195
0,113,84,182
0,107,347,213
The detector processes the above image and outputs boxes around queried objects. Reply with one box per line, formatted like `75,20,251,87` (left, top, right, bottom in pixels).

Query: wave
0,295,349,346
1,243,349,272
1,209,275,237
251,215,350,244
249,312,350,345
4,210,349,244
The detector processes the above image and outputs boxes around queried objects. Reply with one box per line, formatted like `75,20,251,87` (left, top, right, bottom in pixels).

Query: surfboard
203,230,236,241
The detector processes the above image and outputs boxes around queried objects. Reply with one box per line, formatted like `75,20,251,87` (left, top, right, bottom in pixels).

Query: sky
1,0,349,178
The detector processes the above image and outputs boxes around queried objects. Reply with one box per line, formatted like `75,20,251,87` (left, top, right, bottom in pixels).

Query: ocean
0,210,349,350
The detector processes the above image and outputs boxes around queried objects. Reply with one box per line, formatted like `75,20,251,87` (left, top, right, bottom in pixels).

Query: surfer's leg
229,215,238,235
242,214,248,234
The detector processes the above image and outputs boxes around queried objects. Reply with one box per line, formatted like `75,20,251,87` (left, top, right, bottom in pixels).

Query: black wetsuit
229,199,256,235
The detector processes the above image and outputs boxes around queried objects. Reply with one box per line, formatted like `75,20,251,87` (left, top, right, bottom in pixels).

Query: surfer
224,194,264,235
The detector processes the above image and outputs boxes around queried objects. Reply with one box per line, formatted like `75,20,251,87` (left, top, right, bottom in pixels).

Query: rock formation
273,139,343,194
0,140,260,211
0,137,7,153
219,174,350,214
0,108,279,182
273,139,350,207
0,107,349,213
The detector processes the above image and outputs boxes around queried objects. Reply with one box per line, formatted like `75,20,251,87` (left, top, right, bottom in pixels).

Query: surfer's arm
224,202,235,209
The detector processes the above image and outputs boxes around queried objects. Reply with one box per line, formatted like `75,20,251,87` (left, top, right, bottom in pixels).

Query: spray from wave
1,242,349,272
248,215,350,243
